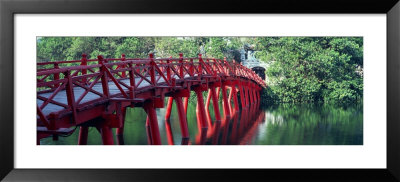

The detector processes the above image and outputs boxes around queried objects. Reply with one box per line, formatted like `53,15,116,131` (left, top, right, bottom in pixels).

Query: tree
37,37,74,62
256,37,363,103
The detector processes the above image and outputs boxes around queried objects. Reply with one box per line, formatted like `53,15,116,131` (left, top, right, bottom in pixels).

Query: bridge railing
37,53,266,123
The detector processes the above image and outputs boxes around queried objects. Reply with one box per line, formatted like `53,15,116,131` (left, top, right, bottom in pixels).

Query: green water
252,103,363,145
41,102,363,145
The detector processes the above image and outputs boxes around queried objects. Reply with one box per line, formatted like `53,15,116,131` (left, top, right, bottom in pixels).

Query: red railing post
212,58,218,77
189,58,194,76
224,57,231,76
198,54,203,79
64,70,77,123
206,59,210,74
98,55,110,98
223,57,227,75
149,53,156,86
81,53,88,84
179,53,184,78
232,59,237,76
121,54,126,78
166,58,171,81
128,62,135,88
53,63,60,88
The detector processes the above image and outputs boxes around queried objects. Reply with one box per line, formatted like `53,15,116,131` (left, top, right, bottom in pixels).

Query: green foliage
260,87,278,105
155,37,198,58
37,37,74,61
205,37,226,58
256,37,363,103
37,37,245,61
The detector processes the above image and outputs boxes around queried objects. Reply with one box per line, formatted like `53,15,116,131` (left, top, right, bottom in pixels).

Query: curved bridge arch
36,53,266,145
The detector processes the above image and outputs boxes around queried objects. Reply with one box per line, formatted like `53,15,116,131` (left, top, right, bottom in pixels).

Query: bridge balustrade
36,53,266,145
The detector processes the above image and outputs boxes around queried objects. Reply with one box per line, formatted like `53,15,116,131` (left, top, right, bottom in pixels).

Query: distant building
239,47,267,80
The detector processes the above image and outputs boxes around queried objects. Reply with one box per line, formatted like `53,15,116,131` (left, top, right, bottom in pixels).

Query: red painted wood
164,97,173,121
174,96,189,145
100,125,114,145
221,84,231,120
36,54,266,144
205,89,213,127
183,97,189,115
144,101,161,145
194,88,208,145
78,126,88,145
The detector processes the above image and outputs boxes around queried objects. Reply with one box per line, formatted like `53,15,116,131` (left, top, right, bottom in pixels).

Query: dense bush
256,37,363,103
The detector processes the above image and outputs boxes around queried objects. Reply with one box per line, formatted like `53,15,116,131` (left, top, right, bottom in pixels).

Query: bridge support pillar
116,106,126,145
232,83,239,113
249,85,254,106
174,96,189,145
216,87,220,100
257,88,261,108
205,89,213,128
145,117,153,145
100,125,114,145
144,100,162,145
253,86,257,107
245,84,250,108
228,87,233,115
210,86,222,124
194,87,208,144
221,83,231,120
165,97,174,121
164,97,174,145
209,85,222,139
229,110,240,144
78,126,89,145
239,81,246,109
183,97,189,115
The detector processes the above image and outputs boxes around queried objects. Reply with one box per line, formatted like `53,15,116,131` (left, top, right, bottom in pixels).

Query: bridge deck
37,75,190,116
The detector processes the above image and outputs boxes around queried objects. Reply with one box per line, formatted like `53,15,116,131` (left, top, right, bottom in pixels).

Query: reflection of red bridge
37,53,266,145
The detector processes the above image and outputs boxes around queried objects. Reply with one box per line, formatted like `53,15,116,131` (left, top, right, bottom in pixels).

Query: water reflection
41,102,362,145
253,103,363,145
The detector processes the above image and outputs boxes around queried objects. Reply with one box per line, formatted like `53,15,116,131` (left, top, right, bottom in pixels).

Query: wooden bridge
37,53,266,145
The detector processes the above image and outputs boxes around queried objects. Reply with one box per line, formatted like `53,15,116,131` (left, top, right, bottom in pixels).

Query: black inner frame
1,0,399,181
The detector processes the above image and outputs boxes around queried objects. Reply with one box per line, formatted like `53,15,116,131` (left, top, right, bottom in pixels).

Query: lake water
41,102,363,145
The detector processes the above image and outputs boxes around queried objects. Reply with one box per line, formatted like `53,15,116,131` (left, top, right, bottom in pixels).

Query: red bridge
37,53,266,145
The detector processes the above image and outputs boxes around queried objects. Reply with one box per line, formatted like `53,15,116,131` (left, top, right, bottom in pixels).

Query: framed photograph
1,0,399,181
